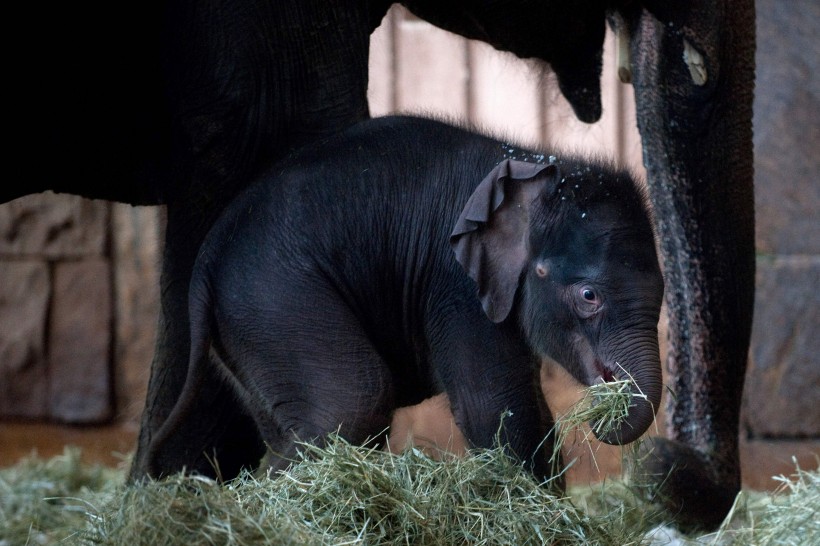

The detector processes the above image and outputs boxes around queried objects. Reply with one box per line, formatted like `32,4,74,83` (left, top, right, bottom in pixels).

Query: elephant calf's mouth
594,360,617,383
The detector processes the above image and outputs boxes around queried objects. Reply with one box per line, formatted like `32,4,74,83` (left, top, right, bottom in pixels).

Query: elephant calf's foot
629,437,739,532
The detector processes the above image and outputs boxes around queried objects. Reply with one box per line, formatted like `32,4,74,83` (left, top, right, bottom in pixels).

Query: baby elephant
148,116,664,481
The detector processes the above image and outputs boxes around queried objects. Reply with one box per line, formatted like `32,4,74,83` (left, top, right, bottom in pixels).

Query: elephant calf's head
451,158,664,445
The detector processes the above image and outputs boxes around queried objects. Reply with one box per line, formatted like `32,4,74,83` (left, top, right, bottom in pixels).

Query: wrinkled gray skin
3,0,755,530
616,1,756,531
145,116,664,484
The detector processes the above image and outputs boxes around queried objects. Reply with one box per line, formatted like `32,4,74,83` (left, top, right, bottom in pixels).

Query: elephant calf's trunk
593,350,662,445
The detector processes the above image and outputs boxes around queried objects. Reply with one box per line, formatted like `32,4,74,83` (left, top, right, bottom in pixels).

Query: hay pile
0,441,656,546
0,447,120,545
1,381,817,545
706,462,820,545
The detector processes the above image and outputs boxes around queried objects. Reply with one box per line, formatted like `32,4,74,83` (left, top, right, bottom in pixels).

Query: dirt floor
0,421,138,469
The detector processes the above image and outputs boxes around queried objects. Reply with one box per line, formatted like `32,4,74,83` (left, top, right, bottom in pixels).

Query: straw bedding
2,381,816,545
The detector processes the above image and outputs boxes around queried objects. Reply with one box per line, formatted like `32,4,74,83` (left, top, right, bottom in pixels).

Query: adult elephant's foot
631,437,739,532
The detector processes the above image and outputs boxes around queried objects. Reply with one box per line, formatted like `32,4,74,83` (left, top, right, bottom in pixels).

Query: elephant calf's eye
575,286,603,318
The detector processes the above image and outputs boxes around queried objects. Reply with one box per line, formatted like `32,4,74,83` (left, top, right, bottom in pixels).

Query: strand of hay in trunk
552,377,669,538
551,377,646,476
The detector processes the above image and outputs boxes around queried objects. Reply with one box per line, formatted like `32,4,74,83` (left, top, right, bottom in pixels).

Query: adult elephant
616,1,756,530
3,0,754,530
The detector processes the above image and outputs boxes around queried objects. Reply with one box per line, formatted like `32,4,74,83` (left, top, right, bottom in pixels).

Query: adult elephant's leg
129,201,264,480
625,1,756,529
126,1,377,480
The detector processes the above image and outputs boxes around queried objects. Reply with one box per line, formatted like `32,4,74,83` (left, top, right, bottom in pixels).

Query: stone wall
0,196,160,424
0,195,111,422
742,0,819,449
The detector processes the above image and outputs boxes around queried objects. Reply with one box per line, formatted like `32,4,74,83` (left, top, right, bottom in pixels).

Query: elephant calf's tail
143,276,215,478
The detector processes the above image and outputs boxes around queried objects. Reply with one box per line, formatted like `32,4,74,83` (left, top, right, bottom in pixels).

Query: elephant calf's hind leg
241,303,397,472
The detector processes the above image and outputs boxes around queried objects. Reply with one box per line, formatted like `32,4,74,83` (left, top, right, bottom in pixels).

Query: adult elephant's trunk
594,331,663,446
618,0,756,530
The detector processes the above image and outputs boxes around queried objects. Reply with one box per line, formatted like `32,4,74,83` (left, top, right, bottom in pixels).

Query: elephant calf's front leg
446,361,560,487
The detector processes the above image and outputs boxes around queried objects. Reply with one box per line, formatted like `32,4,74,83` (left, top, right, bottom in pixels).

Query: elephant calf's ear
450,159,556,323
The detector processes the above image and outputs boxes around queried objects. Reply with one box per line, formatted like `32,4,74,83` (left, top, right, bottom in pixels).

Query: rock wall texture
0,195,160,424
740,0,819,467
